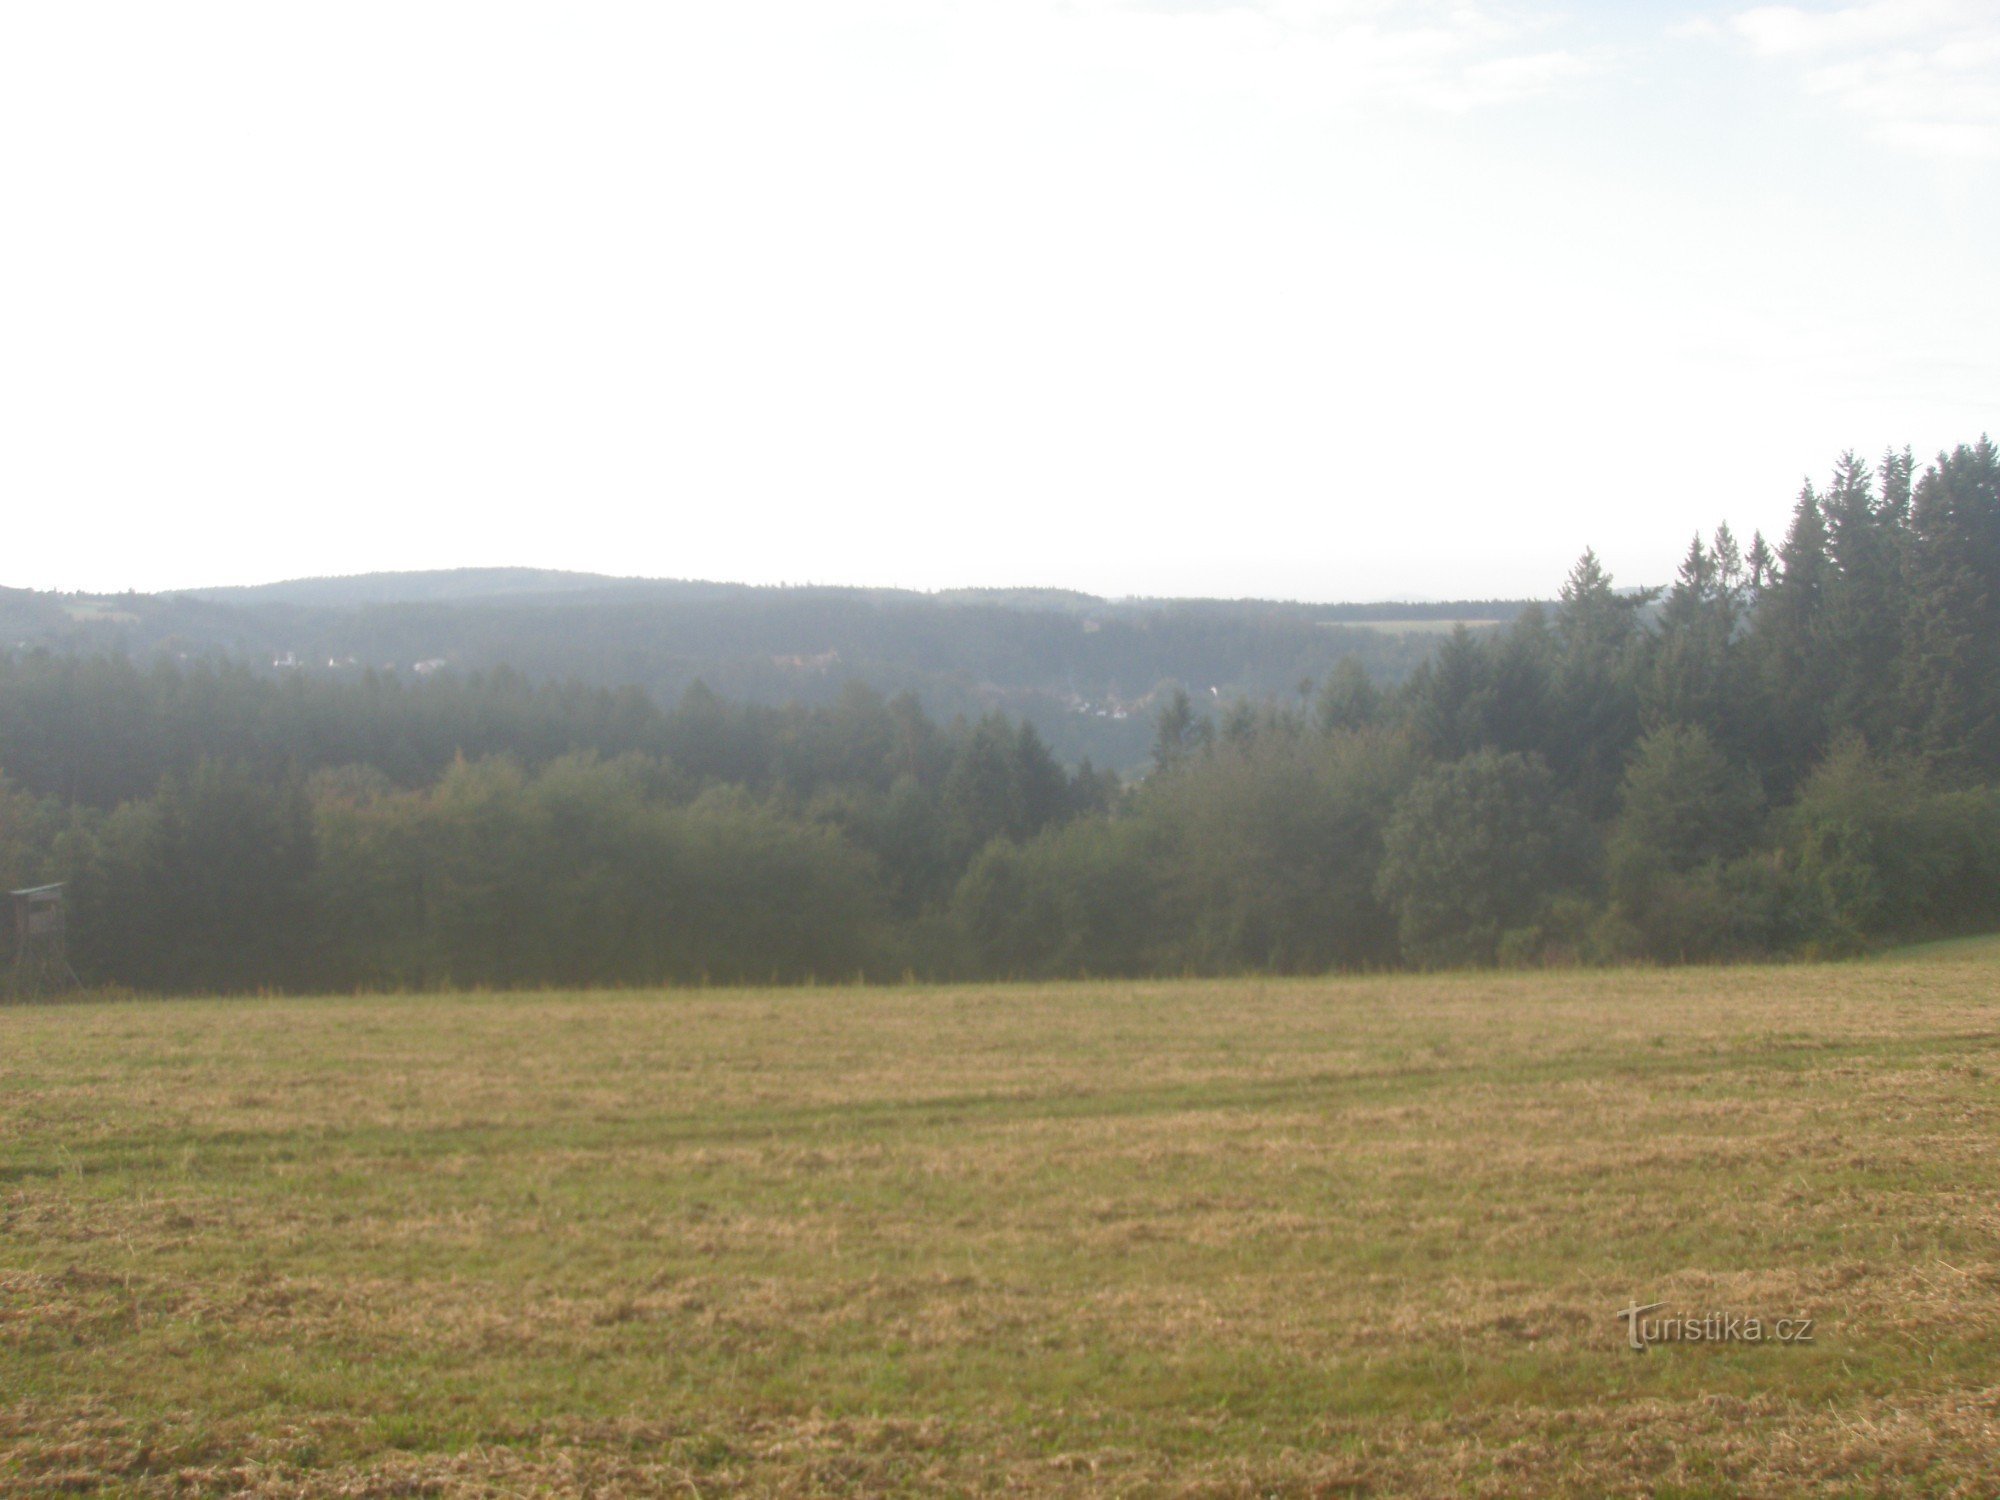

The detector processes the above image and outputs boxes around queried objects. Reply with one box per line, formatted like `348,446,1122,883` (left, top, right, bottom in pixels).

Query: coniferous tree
1745,531,1775,594
1375,750,1576,967
1750,484,1835,787
1819,452,1905,744
1218,696,1261,747
1607,723,1762,898
1645,532,1750,750
1483,606,1556,760
1547,550,1647,814
1604,724,1766,957
74,761,317,991
1899,438,2000,777
1407,624,1491,761
1878,445,1915,524
1150,687,1210,774
1315,656,1380,733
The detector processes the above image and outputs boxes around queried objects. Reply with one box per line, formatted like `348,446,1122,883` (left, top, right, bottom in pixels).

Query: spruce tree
1409,625,1492,760
1820,451,1904,744
1900,439,2000,776
1749,483,1834,786
1645,532,1748,753
1547,549,1648,814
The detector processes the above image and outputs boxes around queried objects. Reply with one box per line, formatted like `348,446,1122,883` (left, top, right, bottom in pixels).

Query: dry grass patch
4,944,1999,1495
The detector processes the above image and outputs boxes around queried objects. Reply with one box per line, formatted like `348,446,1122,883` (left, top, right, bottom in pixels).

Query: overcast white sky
3,1,1995,601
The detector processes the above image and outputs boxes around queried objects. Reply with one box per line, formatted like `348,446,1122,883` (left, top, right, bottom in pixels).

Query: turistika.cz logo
1616,1301,1815,1351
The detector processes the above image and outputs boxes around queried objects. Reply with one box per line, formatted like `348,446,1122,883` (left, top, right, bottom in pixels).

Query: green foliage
1777,737,2000,952
1606,724,1764,932
950,728,1415,977
311,753,890,988
941,715,1069,866
1150,686,1211,773
1138,728,1414,973
6,435,2000,987
1643,527,1754,756
1406,625,1490,761
1598,719,1787,961
0,771,70,894
1376,751,1580,967
1547,550,1650,815
74,761,317,992
950,817,1161,978
0,575,1482,773
1314,656,1380,733
1899,439,2000,777
1750,484,1837,787
1819,453,1907,744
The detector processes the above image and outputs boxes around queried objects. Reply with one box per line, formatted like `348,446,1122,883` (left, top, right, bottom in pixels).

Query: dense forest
0,571,1514,770
4,439,1998,993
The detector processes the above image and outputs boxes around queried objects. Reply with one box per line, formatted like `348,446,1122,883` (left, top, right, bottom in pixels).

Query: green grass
3,953,1998,1495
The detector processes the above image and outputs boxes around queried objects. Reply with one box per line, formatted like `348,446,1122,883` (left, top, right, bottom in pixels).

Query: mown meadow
4,941,1998,1496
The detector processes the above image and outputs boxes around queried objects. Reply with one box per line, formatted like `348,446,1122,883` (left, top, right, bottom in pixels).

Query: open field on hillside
1321,617,1513,635
4,946,1999,1496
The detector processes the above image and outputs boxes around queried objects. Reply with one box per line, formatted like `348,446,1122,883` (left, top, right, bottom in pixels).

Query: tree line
0,568,1476,773
3,438,1997,991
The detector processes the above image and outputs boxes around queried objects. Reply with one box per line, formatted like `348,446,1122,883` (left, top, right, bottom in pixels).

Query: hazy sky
4,1,1995,601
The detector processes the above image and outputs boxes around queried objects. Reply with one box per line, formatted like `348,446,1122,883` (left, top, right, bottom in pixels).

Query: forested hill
0,574,1535,769
2,439,1997,993
184,568,633,607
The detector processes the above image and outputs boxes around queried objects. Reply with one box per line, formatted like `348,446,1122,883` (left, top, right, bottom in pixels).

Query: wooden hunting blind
7,883,80,998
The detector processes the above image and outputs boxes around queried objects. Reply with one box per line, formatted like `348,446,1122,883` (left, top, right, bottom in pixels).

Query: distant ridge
180,570,1119,614
8,569,1545,770
178,568,1534,618
180,568,631,608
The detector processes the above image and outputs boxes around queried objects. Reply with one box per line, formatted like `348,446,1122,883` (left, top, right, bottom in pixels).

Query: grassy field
4,946,1998,1497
